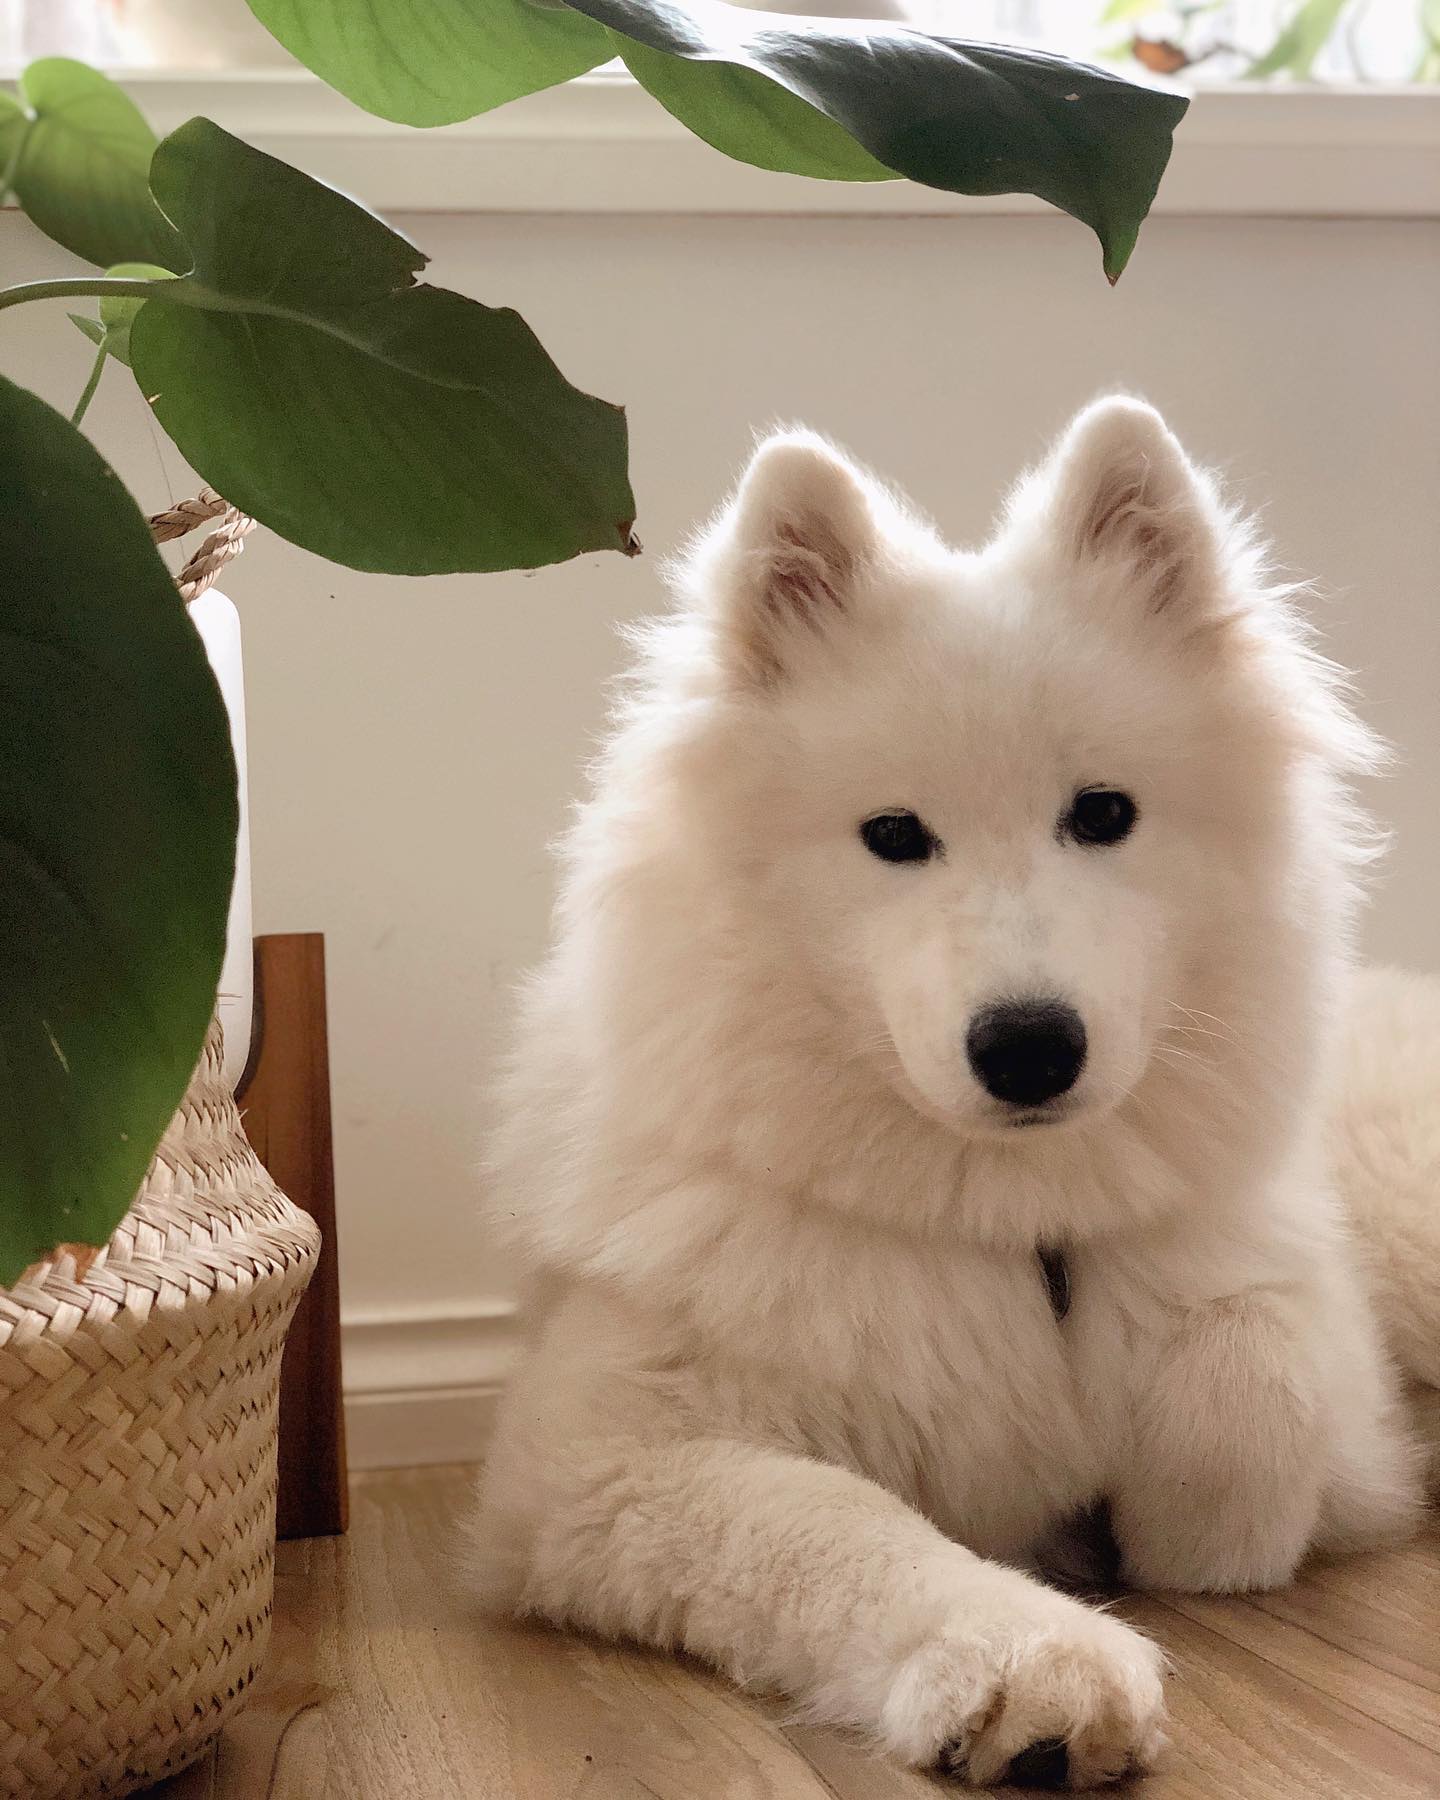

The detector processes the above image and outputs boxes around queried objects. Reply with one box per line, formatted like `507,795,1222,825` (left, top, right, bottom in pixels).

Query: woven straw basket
0,1026,319,1798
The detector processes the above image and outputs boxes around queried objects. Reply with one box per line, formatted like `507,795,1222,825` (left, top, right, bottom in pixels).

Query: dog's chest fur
682,1224,1131,1566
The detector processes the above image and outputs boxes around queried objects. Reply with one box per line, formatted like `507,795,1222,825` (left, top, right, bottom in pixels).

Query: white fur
1333,965,1440,1490
468,400,1432,1790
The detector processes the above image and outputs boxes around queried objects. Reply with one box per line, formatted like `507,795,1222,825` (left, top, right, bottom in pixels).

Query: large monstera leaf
0,377,237,1285
244,0,1188,279
122,120,636,575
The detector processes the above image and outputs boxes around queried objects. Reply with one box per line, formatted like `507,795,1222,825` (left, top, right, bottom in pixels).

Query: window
911,0,1434,86
1,0,291,71
3,0,1434,84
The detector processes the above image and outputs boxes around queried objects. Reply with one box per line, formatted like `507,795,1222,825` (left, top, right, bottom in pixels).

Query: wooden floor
148,1464,1440,1800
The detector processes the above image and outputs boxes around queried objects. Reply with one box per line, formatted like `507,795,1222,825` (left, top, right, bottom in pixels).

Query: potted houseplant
0,17,1185,1794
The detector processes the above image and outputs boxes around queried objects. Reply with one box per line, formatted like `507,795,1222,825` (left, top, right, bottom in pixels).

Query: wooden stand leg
238,932,348,1538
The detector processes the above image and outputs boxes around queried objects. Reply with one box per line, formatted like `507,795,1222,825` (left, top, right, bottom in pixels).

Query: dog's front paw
881,1599,1166,1790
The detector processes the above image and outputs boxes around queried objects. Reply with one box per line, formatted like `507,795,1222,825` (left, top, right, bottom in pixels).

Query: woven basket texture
0,1026,319,1798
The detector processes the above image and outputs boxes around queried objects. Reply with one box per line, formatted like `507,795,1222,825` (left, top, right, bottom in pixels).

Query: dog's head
658,399,1378,1144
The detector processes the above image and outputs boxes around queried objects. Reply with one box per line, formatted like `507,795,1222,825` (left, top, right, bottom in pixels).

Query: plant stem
70,343,109,427
0,117,34,210
0,275,180,315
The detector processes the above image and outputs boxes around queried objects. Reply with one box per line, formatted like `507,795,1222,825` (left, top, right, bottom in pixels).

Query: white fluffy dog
470,400,1436,1790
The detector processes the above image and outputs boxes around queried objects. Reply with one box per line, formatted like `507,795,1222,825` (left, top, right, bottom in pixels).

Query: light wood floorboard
144,1464,1440,1799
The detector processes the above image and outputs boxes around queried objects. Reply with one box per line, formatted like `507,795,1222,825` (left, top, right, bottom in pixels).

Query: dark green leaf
245,0,611,126
0,376,237,1285
1246,0,1348,78
130,120,635,574
68,311,106,348
571,0,1187,279
0,59,184,269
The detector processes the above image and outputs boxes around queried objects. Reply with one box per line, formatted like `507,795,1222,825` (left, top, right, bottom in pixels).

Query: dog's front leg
504,1431,1165,1789
1110,1289,1325,1592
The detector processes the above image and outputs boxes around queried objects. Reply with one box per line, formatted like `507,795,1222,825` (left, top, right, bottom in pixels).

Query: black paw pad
1004,1738,1071,1789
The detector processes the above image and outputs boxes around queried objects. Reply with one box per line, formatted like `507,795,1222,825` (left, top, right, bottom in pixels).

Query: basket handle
147,488,256,603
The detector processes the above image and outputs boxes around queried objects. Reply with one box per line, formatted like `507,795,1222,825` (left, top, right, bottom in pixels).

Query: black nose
966,999,1087,1108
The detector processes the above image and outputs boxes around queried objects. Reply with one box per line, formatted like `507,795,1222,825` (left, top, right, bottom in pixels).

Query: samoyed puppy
470,398,1430,1790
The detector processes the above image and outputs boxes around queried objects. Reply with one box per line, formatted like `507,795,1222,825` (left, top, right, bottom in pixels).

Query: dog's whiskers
1159,1021,1227,1046
1159,1001,1256,1072
839,1032,900,1069
1163,1000,1243,1047
1155,1026,1221,1066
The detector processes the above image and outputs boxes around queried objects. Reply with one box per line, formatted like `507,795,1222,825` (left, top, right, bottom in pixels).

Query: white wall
7,207,1438,1441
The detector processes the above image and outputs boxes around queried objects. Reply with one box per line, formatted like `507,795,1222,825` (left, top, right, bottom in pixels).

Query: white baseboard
341,1301,516,1472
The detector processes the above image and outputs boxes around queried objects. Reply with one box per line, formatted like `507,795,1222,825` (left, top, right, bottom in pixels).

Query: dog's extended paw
880,1601,1166,1790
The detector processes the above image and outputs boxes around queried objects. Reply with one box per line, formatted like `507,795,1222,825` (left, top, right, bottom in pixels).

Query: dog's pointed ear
694,431,884,684
1038,397,1222,617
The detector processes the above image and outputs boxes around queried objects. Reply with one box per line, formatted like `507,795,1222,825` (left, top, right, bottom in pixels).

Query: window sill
102,70,1440,221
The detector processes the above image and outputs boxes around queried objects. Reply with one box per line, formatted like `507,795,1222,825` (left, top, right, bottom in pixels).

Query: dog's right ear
690,431,883,685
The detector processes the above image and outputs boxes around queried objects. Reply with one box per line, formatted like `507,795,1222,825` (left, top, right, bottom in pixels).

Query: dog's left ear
1037,397,1224,618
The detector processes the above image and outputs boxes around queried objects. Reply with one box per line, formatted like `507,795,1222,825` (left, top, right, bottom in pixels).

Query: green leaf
0,376,238,1286
129,119,635,574
0,59,184,269
1099,0,1160,23
245,0,611,126
1246,0,1348,78
68,311,106,347
244,0,1187,279
1417,0,1440,80
572,0,1188,279
0,91,29,201
96,260,176,366
66,264,176,368
611,35,894,183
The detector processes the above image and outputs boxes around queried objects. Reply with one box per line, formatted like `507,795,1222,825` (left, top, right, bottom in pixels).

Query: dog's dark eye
861,811,937,864
1065,788,1138,847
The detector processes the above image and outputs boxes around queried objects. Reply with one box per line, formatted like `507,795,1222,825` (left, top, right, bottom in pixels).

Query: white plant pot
190,590,253,1092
